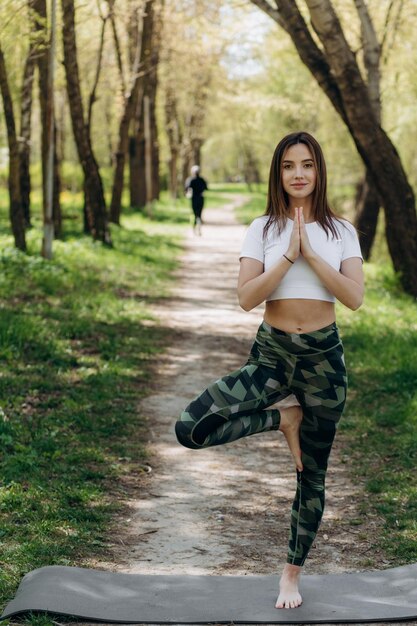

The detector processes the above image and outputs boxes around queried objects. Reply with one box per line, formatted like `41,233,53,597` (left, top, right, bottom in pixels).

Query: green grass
0,190,189,619
337,264,417,564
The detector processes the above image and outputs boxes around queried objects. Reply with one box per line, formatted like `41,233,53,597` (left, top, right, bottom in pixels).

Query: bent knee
175,416,201,449
175,407,226,449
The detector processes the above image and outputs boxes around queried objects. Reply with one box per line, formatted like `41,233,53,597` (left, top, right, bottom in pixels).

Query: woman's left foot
276,564,302,609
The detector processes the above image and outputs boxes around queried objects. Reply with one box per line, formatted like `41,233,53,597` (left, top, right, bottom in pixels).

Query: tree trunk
190,137,202,169
305,0,417,295
181,142,192,191
0,45,26,251
241,141,261,189
19,43,36,228
354,171,380,261
164,85,181,198
53,129,62,238
150,94,161,200
126,0,140,71
41,0,57,259
61,0,111,244
149,2,163,201
34,0,62,245
129,120,146,208
107,0,127,95
354,0,382,116
129,0,163,207
352,0,382,259
168,147,179,198
56,95,66,163
129,132,147,208
110,0,155,223
144,94,153,209
150,89,160,200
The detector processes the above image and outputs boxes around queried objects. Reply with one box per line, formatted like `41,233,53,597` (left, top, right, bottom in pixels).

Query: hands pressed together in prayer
286,207,316,263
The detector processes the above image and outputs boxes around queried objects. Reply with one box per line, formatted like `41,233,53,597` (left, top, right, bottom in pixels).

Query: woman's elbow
238,297,252,312
347,291,364,311
238,292,254,312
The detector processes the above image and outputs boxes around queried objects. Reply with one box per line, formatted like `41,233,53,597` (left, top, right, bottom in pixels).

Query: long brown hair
264,131,341,239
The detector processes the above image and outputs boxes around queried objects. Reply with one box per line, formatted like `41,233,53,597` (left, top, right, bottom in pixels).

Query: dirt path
96,197,409,624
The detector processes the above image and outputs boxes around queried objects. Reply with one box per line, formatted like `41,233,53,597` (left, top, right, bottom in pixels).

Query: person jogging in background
176,131,364,610
185,165,208,235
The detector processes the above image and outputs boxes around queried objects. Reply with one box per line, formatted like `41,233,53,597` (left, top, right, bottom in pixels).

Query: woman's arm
298,207,364,310
238,215,301,311
237,256,294,311
304,255,364,310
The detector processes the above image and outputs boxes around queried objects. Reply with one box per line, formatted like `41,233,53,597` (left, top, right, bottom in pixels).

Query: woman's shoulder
245,215,268,233
249,215,268,226
331,216,358,237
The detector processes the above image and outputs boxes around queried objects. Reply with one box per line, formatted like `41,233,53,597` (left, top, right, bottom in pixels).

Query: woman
175,131,364,609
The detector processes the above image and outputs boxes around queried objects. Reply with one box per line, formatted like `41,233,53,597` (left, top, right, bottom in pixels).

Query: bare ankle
281,563,301,581
276,563,302,609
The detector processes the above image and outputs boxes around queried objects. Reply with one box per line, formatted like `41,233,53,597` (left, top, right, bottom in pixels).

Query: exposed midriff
264,299,336,334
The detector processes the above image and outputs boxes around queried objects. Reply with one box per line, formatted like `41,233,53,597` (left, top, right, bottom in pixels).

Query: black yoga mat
2,563,417,623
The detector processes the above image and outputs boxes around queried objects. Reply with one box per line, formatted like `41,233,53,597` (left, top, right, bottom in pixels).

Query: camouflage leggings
175,320,347,566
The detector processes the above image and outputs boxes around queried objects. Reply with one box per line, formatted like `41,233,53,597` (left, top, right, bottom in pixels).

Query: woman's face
280,143,317,201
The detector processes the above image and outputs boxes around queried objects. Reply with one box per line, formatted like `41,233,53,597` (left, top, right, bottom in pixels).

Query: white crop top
239,215,363,303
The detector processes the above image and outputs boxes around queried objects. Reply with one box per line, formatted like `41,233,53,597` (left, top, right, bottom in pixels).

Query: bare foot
278,405,303,472
276,563,302,609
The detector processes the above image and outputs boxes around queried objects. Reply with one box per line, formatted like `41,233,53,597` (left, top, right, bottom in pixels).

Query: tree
351,0,382,260
0,44,26,251
250,0,417,296
164,82,182,198
40,0,57,258
33,0,62,254
109,0,157,223
19,2,37,229
61,0,111,244
129,0,164,210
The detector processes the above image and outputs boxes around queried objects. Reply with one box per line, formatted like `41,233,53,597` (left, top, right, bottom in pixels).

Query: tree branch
250,0,350,126
304,0,366,89
248,0,285,29
106,0,127,96
381,0,404,65
87,12,108,128
353,0,381,120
